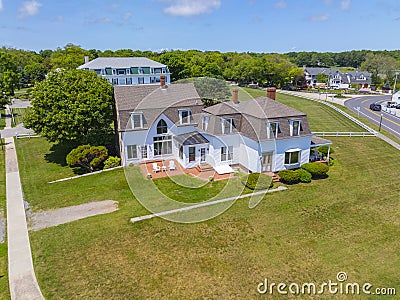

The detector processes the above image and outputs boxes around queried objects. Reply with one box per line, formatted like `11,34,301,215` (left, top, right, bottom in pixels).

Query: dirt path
29,200,118,231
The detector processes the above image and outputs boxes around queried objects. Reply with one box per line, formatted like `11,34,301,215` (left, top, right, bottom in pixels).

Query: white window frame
221,146,233,161
140,145,148,159
221,118,233,134
126,145,138,160
290,120,301,136
126,78,132,85
131,113,143,129
267,122,280,139
202,116,210,131
179,109,191,125
284,150,300,165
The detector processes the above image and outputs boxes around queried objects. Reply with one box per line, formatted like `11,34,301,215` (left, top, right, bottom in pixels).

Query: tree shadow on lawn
44,142,77,168
43,141,114,175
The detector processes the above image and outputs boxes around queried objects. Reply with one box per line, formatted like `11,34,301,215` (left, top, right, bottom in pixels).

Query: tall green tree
0,52,21,96
360,53,400,86
49,43,94,70
24,69,114,144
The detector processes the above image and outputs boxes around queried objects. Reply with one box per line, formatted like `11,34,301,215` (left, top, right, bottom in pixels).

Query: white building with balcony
78,57,171,86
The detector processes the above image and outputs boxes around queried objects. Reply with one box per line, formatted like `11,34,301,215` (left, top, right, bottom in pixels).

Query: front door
261,152,273,172
200,148,206,163
189,147,196,162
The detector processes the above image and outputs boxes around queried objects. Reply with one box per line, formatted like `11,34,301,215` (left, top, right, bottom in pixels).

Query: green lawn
13,88,31,99
11,107,31,127
27,137,400,299
0,144,9,300
15,92,400,298
241,87,365,132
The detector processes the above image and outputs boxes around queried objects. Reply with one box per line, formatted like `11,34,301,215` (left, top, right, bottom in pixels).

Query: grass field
11,107,30,127
15,93,400,298
26,137,400,299
241,87,366,133
0,144,9,300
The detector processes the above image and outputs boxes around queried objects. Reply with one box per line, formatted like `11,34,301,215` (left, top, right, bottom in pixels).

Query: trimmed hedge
295,169,312,183
278,170,300,184
103,156,121,169
301,162,329,178
241,173,273,190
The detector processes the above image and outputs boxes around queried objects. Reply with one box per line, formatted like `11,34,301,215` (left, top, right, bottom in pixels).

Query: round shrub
241,173,273,190
301,162,329,178
278,170,300,184
295,169,312,183
103,156,121,169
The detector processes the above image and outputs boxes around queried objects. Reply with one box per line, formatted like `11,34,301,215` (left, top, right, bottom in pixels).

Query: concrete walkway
29,200,118,231
5,105,44,299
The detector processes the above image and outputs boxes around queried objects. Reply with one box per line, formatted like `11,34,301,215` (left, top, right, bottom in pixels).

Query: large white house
304,67,371,90
114,80,330,174
78,57,171,86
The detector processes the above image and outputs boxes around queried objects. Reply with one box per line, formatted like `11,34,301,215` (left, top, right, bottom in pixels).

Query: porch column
326,145,331,163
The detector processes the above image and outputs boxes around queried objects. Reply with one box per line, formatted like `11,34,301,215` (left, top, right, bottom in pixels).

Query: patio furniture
162,165,167,172
152,163,161,173
169,160,176,171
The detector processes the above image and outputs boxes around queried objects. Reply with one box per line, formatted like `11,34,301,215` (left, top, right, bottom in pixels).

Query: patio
139,159,233,181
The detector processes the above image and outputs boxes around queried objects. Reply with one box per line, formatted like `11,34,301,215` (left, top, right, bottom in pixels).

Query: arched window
156,119,168,134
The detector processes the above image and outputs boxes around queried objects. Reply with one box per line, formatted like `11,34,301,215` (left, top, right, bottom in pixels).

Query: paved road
345,95,400,139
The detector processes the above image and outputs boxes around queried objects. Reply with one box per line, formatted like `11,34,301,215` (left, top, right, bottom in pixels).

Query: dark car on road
369,103,382,111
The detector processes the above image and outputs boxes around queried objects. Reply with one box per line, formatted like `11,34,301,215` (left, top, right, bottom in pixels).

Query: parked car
396,103,400,109
386,102,397,108
369,103,382,111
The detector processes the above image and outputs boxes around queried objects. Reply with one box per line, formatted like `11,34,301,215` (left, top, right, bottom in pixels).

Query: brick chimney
232,88,239,104
267,87,276,100
160,75,166,88
84,56,89,64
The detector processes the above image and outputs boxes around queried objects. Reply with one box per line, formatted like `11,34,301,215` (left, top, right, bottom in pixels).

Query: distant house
78,57,171,86
343,71,372,91
392,91,400,103
114,80,331,174
303,67,371,90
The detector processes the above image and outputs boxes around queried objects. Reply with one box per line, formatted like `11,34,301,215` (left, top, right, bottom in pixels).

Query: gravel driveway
28,200,118,231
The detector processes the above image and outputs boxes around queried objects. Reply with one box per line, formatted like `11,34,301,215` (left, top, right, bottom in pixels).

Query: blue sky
1,0,400,53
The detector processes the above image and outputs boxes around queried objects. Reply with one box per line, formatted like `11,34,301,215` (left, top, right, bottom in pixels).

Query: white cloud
123,12,132,21
0,0,3,12
55,15,64,22
340,0,351,10
18,0,42,18
274,0,287,9
163,0,221,17
309,13,330,22
87,17,112,24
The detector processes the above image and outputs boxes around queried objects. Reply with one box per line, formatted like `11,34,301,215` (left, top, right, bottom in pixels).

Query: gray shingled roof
174,132,209,145
311,136,332,146
202,97,311,141
78,57,167,69
114,83,203,131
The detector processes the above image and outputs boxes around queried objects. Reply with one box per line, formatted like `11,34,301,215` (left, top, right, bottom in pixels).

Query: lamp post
379,114,383,132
